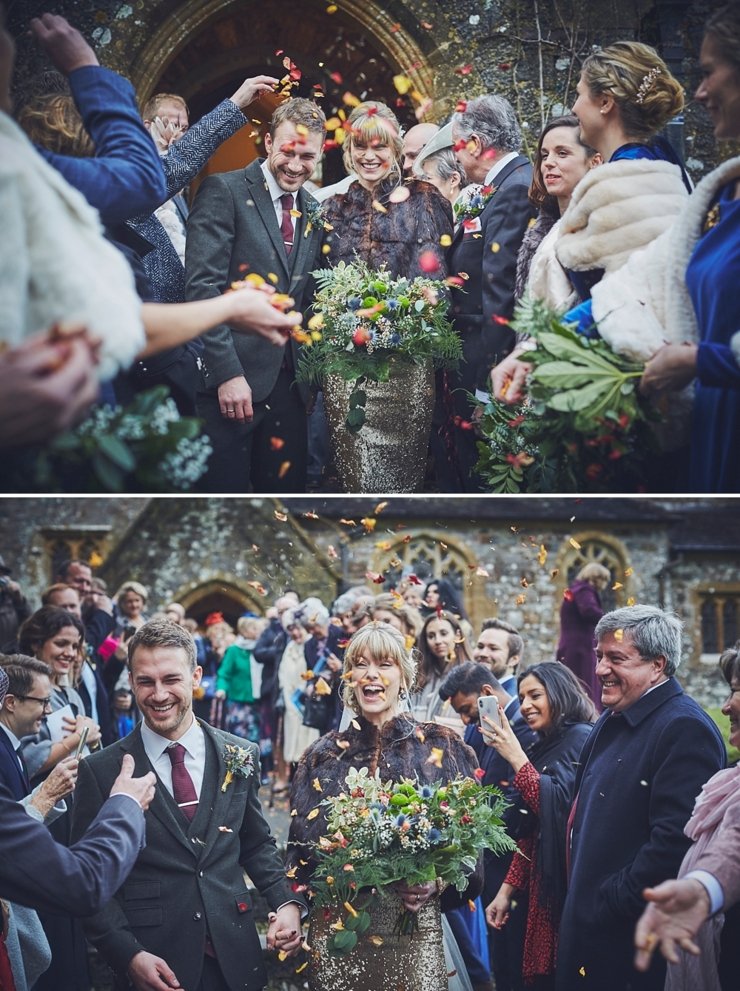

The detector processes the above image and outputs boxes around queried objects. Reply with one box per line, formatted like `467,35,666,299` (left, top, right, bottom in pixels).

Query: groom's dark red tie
280,192,295,255
166,743,198,821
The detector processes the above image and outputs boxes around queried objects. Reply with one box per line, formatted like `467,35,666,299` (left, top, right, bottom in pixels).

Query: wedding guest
322,101,452,280
402,120,440,175
635,639,740,991
490,116,601,400
413,610,472,722
413,123,468,207
485,663,597,990
369,593,423,646
556,563,610,708
287,622,483,991
600,4,740,494
555,606,726,991
276,609,318,781
186,97,326,493
437,95,534,490
215,616,263,745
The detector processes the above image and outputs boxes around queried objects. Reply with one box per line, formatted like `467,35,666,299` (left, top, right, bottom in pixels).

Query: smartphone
477,695,503,741
74,726,89,759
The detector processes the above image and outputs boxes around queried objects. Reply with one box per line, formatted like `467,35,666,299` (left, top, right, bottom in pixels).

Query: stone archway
125,0,482,182
175,576,267,628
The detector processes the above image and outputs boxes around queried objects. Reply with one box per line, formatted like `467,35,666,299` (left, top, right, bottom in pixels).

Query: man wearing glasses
0,657,58,801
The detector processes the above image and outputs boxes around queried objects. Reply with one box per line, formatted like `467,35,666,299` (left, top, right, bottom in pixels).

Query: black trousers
195,367,308,492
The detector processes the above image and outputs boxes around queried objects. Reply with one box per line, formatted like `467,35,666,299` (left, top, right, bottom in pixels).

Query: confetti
569,538,582,550
312,777,323,792
369,935,384,946
327,545,339,559
393,74,413,95
419,251,441,273
374,500,389,513
247,581,267,596
218,826,233,833
538,544,548,566
426,747,444,768
627,596,636,606
274,510,288,521
339,518,357,526
295,961,308,974
314,677,332,696
372,199,388,213
614,629,624,641
455,63,474,76
361,517,377,531
440,233,452,247
278,460,291,479
307,808,320,821
515,594,526,605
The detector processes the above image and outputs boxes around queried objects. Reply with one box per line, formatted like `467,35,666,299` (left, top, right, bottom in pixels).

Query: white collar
261,160,295,205
0,722,21,751
484,151,520,187
140,712,202,762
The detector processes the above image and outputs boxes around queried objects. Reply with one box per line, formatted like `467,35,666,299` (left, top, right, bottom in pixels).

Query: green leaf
349,390,367,409
98,434,136,472
355,911,371,934
546,379,614,413
91,452,126,492
345,407,366,432
331,929,358,953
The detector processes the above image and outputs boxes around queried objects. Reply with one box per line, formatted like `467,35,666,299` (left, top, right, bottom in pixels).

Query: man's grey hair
128,618,197,671
595,605,682,676
452,94,522,154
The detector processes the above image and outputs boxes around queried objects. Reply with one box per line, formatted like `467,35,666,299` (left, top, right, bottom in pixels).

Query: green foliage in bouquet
297,260,462,431
475,297,656,492
308,767,515,956
23,386,211,492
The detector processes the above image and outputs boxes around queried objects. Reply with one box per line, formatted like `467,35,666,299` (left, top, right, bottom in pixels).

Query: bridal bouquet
308,766,515,955
475,296,656,492
297,260,461,431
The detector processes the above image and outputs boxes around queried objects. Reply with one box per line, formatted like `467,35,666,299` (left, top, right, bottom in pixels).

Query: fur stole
0,113,145,379
556,159,689,275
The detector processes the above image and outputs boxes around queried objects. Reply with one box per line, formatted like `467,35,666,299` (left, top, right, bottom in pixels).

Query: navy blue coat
0,782,144,915
0,724,30,799
556,678,726,991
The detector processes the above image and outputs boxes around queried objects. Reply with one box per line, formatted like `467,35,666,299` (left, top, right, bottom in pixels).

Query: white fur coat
526,218,580,312
0,113,145,380
556,159,689,276
591,155,740,363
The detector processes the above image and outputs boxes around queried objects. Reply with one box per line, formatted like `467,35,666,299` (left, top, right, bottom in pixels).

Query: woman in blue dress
637,4,740,492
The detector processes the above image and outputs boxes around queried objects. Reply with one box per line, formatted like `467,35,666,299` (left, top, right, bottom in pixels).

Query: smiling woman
287,621,483,991
484,662,596,988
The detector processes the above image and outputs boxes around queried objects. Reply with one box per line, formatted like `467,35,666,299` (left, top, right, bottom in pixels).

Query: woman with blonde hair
287,621,481,991
556,563,611,708
321,101,452,279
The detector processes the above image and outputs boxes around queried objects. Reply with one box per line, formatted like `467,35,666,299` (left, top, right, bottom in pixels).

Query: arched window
41,527,111,582
699,590,740,657
554,532,632,613
370,531,484,627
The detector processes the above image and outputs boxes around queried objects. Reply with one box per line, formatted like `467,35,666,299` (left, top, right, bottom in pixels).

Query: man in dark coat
556,605,726,991
433,94,535,491
72,619,302,991
440,661,538,991
185,97,326,492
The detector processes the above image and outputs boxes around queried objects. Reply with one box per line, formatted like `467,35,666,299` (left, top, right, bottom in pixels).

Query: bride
321,102,452,278
286,622,481,991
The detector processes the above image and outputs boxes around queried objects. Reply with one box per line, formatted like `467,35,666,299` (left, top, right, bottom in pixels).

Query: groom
72,619,302,991
185,97,326,493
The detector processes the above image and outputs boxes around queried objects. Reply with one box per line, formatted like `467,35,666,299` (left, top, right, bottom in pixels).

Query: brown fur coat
321,178,453,279
286,714,482,908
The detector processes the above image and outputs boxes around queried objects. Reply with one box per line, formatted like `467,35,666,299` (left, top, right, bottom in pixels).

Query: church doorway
130,0,451,186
